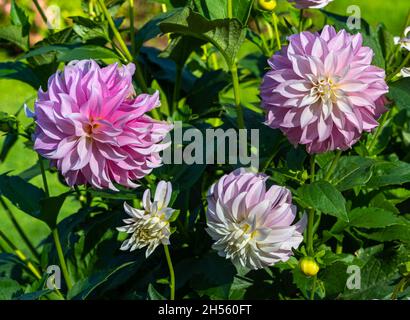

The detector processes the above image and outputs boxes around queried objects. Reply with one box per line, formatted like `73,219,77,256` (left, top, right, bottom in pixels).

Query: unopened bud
299,257,319,277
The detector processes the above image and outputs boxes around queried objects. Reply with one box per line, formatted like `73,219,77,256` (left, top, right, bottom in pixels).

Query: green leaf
348,207,401,229
135,10,175,52
0,61,41,89
159,7,246,67
21,45,120,63
70,16,109,42
68,261,139,300
159,35,205,67
16,289,51,300
0,278,23,299
0,25,29,51
39,193,70,229
0,174,45,216
388,78,410,110
328,156,375,191
363,224,410,243
147,283,166,300
297,181,348,221
368,160,410,187
194,0,254,25
10,0,29,34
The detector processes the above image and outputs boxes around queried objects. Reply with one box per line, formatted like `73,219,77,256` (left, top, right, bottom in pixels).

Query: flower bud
299,257,319,277
258,0,277,11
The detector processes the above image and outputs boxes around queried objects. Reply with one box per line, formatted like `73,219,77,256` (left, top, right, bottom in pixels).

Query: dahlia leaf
347,207,402,229
297,181,348,221
159,7,246,67
389,78,410,111
194,0,254,25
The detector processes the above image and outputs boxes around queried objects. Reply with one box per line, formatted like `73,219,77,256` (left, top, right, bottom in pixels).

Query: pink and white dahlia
206,168,306,270
288,0,333,9
29,60,172,190
261,26,388,153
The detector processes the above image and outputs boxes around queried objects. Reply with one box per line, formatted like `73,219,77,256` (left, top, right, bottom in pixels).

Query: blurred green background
0,0,409,257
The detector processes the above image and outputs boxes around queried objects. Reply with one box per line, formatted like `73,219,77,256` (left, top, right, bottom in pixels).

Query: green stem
306,154,316,256
324,150,342,181
96,0,148,92
163,245,175,300
38,156,50,196
129,0,136,57
230,64,245,130
0,197,40,261
386,51,410,83
38,155,72,291
310,275,317,300
367,110,391,153
227,0,233,19
52,228,72,290
272,13,282,50
172,65,183,115
299,9,304,33
33,0,48,26
0,229,42,280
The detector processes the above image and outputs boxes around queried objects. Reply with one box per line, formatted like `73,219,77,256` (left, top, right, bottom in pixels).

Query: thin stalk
310,275,317,300
255,17,271,56
172,65,183,115
0,197,40,261
0,229,41,280
33,0,48,26
272,13,282,50
227,0,233,19
52,228,72,290
299,9,304,33
386,51,410,83
306,154,316,256
163,245,175,300
367,110,391,153
38,155,73,291
96,0,148,92
230,64,245,130
128,0,136,57
324,150,342,181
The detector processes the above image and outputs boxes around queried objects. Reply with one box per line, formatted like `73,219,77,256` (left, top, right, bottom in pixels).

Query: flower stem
38,155,73,291
32,0,48,26
163,245,175,300
230,64,245,130
128,0,136,57
52,228,73,290
96,0,148,92
324,150,342,181
0,229,41,280
172,65,183,115
227,0,233,19
0,197,40,261
298,9,304,33
272,13,282,50
367,110,391,154
310,275,317,300
386,51,410,83
306,154,316,256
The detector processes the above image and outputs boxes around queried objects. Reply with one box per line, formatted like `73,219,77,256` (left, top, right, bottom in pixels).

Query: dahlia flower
288,0,333,9
261,26,388,153
117,181,174,257
206,168,306,270
394,27,410,51
28,60,172,190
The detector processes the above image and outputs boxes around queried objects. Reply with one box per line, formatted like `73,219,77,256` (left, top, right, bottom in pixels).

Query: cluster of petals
261,26,388,153
117,181,174,257
206,168,306,270
394,26,410,51
29,60,172,190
